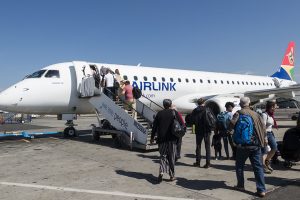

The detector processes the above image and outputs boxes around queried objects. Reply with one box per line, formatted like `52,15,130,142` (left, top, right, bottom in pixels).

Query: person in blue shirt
216,102,235,159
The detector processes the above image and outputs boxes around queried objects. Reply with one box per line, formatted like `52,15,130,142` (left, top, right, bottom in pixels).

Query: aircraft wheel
64,127,77,137
291,116,297,120
92,130,100,141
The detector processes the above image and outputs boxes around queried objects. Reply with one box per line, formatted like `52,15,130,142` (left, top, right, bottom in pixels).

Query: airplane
0,41,299,135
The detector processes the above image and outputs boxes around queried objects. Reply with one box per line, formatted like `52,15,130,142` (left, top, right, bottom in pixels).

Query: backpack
204,108,216,130
217,111,228,131
171,110,185,138
233,113,256,145
132,87,142,99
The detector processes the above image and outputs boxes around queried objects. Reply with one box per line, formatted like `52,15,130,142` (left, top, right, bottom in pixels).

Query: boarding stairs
88,91,162,150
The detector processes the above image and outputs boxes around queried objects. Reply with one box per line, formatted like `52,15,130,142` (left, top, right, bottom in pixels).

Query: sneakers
203,163,211,168
256,191,266,198
234,185,245,192
169,176,176,182
193,162,201,167
264,165,272,174
265,160,274,171
157,174,163,183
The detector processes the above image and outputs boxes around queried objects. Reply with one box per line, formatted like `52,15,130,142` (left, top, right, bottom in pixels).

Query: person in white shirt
104,70,115,100
262,100,278,174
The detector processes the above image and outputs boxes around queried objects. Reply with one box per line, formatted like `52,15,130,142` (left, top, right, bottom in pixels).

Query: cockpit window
26,70,47,78
45,70,60,78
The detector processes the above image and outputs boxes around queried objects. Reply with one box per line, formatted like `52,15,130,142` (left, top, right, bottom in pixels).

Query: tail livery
271,41,295,81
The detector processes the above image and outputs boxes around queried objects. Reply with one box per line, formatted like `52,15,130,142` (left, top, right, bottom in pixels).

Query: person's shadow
115,169,159,184
175,177,257,196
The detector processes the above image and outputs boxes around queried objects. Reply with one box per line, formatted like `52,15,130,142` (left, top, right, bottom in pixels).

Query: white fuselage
0,61,296,114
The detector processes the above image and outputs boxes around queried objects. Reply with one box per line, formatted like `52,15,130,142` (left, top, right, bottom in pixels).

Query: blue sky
0,0,300,91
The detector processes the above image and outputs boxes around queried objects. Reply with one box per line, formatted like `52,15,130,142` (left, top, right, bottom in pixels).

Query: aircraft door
72,61,100,97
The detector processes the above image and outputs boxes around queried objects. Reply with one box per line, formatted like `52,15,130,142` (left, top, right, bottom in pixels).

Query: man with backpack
230,97,267,197
216,102,236,160
191,98,216,168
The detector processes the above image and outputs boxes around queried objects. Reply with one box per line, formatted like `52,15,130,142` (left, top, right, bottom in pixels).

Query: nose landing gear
63,120,78,137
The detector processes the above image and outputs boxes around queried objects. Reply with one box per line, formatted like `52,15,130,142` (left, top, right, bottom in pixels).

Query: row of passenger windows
122,75,273,86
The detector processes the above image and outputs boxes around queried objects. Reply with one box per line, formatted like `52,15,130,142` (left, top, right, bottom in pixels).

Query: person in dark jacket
150,99,184,183
191,98,214,168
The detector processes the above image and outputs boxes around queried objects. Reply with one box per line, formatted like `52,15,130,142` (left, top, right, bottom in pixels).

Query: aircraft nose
0,87,18,112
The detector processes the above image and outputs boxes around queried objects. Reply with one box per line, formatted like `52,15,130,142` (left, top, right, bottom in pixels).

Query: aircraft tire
64,127,77,137
92,131,100,141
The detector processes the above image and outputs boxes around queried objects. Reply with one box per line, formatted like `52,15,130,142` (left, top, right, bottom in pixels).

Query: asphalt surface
0,116,299,200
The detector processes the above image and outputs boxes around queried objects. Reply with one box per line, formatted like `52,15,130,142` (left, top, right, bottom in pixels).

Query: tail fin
271,41,295,81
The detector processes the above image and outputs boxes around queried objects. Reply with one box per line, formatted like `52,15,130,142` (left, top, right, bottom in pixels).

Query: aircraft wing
244,84,300,101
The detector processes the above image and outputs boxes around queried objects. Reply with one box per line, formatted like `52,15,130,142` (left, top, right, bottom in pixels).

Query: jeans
222,133,236,158
236,146,266,193
195,133,211,164
262,131,278,154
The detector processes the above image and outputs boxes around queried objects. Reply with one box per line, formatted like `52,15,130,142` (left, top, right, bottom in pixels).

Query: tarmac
0,115,299,200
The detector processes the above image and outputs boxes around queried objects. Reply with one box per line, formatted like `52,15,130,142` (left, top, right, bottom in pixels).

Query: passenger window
162,77,165,82
134,76,138,81
242,81,244,85
263,83,265,85
221,80,223,84
200,79,203,83
45,70,60,78
254,82,257,85
123,75,128,80
170,78,174,82
26,70,47,78
143,76,147,81
227,81,229,84
250,82,253,85
214,80,217,84
193,79,196,83
237,81,240,85
186,78,189,83
232,81,235,84
178,78,181,82
246,82,248,85
208,80,211,84
266,83,269,86
153,77,157,81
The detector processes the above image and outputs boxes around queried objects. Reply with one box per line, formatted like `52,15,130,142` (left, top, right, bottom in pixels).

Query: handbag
171,110,185,138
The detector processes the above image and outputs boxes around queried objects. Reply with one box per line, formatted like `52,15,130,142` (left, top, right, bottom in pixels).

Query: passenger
114,69,122,100
262,100,278,174
122,81,136,119
211,132,222,160
191,98,214,168
171,104,186,161
216,102,236,160
150,99,184,183
104,70,115,100
90,65,101,89
230,97,266,198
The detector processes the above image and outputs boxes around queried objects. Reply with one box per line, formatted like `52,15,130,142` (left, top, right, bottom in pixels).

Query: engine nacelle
205,96,241,115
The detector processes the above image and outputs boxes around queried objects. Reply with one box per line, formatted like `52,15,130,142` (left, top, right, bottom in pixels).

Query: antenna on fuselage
137,63,142,67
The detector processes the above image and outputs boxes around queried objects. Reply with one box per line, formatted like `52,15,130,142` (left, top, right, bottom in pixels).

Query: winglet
271,41,295,81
